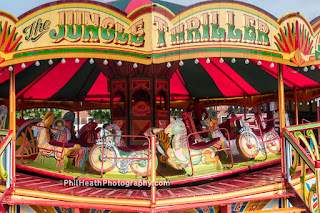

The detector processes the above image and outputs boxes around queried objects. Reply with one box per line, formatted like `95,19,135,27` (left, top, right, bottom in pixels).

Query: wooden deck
1,164,302,212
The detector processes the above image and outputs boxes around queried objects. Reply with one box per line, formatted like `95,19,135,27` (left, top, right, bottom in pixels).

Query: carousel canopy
1,0,320,109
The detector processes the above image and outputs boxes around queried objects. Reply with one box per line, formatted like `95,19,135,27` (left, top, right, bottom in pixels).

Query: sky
1,0,320,21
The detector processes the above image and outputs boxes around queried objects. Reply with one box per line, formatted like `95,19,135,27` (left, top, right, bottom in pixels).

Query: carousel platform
0,164,310,212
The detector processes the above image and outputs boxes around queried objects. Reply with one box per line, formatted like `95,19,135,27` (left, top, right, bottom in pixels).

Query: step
247,207,306,213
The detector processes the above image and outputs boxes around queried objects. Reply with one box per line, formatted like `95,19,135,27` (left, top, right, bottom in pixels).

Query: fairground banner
1,1,320,66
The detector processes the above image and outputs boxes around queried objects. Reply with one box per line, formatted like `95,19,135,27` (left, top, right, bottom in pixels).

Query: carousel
0,0,320,212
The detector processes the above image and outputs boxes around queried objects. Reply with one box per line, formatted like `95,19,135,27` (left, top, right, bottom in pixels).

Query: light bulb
303,66,308,72
311,65,315,70
167,62,171,68
8,66,13,71
231,58,236,63
194,58,199,64
61,58,66,64
206,58,210,63
300,102,302,105
21,63,26,69
35,61,40,66
179,60,184,66
219,57,224,63
270,62,274,68
257,60,262,66
48,59,53,65
245,59,249,64
89,58,94,64
117,60,122,66
75,58,80,63
103,59,108,65
133,63,138,68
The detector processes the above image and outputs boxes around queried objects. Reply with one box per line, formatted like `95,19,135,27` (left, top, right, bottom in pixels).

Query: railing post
151,135,156,208
278,63,286,179
5,143,11,189
315,160,320,212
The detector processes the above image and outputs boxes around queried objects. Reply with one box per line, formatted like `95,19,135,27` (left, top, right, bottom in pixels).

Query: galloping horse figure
164,117,223,172
165,118,190,170
32,112,80,168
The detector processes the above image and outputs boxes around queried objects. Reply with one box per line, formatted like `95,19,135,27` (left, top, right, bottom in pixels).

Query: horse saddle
49,140,77,148
189,137,220,150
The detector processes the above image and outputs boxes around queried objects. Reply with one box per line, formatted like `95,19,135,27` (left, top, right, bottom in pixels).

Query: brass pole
278,63,286,176
9,66,16,193
151,135,156,207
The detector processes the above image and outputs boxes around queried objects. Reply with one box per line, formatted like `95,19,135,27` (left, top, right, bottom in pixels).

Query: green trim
0,130,9,135
0,130,12,155
286,122,320,132
13,48,150,59
153,47,283,58
283,130,315,173
13,47,281,60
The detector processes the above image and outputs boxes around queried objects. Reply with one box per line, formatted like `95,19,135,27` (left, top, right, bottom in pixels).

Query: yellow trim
127,4,175,18
277,12,315,36
156,182,284,206
17,2,131,26
0,10,18,22
14,188,150,207
0,53,152,67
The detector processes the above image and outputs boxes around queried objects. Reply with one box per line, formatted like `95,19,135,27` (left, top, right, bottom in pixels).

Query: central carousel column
102,60,176,145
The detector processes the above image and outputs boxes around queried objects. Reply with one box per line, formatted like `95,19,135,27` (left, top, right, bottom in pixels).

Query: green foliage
17,108,63,120
225,106,245,116
170,108,184,118
207,107,218,119
88,109,110,124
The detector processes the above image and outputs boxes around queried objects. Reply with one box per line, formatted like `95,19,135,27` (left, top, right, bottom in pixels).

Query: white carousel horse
164,118,223,171
32,112,80,168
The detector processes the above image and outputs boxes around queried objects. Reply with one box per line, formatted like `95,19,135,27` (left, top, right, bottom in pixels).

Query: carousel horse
164,118,222,171
32,112,80,168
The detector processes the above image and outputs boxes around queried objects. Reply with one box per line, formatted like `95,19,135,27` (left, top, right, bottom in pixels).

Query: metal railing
99,134,151,179
254,117,280,161
283,121,320,211
0,129,13,211
186,127,234,176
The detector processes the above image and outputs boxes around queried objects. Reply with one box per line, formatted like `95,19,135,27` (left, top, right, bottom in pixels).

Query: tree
207,107,218,119
17,108,63,120
88,109,111,124
170,108,184,118
225,106,245,117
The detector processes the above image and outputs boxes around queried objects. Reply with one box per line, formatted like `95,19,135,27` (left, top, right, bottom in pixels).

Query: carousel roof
105,0,185,14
